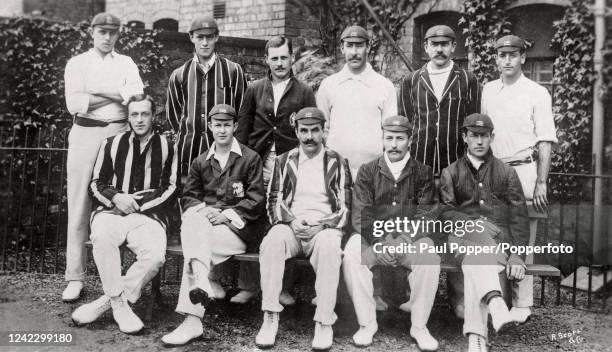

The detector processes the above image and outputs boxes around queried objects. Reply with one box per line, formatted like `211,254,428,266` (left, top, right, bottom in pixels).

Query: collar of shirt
466,152,487,170
88,48,117,61
194,53,217,74
206,137,242,160
384,151,411,180
493,73,527,93
426,60,454,75
130,131,155,146
298,145,325,166
336,63,376,86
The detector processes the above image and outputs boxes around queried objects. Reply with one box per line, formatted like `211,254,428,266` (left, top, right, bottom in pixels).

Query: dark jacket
235,74,316,158
267,147,352,233
399,64,480,174
352,155,437,245
181,140,266,250
438,152,529,248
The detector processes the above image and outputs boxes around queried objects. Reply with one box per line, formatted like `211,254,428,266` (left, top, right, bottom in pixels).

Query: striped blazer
399,64,480,175
267,147,352,231
90,131,179,228
166,55,247,177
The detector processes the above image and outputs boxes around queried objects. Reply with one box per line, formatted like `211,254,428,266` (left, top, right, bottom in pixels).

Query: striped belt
74,115,127,127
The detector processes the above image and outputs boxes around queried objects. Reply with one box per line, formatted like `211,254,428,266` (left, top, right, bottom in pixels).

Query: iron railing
0,125,610,310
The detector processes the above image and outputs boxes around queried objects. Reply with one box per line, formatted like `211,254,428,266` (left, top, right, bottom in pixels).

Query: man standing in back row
481,35,557,323
63,12,144,302
399,25,480,175
166,15,247,179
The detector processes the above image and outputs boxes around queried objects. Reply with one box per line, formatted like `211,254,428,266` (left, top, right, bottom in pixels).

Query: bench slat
87,242,560,277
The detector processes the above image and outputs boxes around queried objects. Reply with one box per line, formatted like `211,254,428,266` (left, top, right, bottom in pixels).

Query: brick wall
140,31,267,117
106,0,286,39
23,0,104,22
285,0,322,48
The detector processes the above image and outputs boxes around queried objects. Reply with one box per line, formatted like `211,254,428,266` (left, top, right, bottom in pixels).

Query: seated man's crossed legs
162,207,247,346
72,212,166,334
343,234,441,351
256,224,342,350
448,226,516,352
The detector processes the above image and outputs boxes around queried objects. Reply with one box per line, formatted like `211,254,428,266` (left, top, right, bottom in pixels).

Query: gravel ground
1,271,611,352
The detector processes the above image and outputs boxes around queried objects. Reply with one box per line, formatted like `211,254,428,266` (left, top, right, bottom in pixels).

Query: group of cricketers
61,10,557,352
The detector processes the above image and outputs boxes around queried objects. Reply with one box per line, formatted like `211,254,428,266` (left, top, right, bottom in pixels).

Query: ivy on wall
0,17,167,132
460,0,512,85
549,0,596,199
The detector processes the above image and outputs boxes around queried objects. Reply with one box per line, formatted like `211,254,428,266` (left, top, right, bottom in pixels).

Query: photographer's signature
550,329,584,344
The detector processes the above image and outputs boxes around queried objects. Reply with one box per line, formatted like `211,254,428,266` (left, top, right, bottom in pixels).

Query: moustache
434,54,448,59
349,56,362,61
303,140,316,145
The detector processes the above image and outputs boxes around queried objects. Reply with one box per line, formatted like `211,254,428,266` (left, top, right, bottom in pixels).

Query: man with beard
481,35,557,324
398,24,480,317
234,36,316,304
62,12,144,302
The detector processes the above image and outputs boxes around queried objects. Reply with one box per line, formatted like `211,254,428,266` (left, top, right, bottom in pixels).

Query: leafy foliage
292,49,338,92
600,39,612,102
0,16,167,134
549,0,595,199
318,0,426,73
460,0,512,85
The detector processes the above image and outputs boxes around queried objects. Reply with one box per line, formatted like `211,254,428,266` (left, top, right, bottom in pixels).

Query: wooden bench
84,241,560,321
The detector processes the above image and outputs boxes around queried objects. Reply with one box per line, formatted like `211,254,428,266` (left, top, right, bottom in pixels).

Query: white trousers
90,212,166,303
66,123,128,281
449,229,508,339
260,224,342,325
512,162,537,308
175,208,246,318
342,234,440,328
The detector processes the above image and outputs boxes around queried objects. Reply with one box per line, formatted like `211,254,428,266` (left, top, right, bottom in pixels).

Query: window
127,21,145,30
153,18,178,32
523,60,555,95
213,1,226,19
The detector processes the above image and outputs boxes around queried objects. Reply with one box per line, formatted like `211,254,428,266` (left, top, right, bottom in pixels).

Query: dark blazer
352,155,437,245
399,64,480,175
235,74,316,157
181,140,266,250
438,152,529,248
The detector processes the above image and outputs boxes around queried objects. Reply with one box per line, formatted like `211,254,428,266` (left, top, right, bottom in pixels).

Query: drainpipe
592,0,605,261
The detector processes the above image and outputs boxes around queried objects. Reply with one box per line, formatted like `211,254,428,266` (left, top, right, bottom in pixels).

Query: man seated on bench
342,115,441,351
71,94,178,334
438,113,529,352
255,107,352,350
162,104,266,346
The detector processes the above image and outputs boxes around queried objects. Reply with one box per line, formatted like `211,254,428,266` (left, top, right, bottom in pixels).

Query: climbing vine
459,0,512,85
549,0,596,199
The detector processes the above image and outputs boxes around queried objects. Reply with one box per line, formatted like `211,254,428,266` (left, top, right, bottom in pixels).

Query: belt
74,115,127,127
506,154,536,166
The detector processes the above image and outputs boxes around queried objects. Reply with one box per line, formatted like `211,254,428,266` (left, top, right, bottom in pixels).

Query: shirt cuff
118,85,144,105
222,209,245,229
